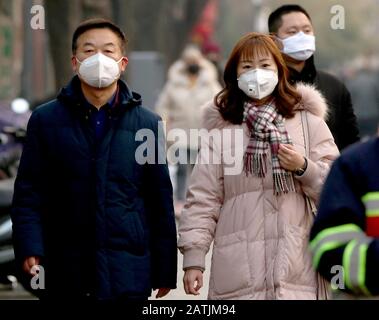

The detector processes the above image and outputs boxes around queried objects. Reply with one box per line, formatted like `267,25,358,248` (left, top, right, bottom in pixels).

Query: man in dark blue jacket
310,137,379,297
11,19,177,300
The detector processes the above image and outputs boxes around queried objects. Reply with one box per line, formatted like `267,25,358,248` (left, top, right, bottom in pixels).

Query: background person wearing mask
178,33,339,300
11,19,177,300
202,41,225,86
155,45,222,214
268,4,360,150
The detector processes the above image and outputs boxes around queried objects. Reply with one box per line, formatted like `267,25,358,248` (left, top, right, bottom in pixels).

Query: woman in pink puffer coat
178,33,339,300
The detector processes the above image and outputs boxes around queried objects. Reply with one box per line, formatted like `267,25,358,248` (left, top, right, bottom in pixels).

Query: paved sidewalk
0,284,35,300
150,215,212,301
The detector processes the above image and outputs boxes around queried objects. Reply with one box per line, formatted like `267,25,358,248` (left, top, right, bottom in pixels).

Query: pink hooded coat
178,84,340,299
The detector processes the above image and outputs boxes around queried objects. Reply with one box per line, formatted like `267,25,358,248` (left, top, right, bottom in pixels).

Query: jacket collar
57,76,142,112
288,56,317,85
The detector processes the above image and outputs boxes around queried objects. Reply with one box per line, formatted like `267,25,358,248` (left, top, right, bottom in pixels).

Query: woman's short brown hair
215,32,301,124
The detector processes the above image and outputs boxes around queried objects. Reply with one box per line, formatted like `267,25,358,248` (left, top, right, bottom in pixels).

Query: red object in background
190,0,219,47
202,41,221,55
366,216,379,237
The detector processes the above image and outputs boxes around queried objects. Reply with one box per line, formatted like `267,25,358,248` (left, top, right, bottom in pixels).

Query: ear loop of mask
115,57,124,64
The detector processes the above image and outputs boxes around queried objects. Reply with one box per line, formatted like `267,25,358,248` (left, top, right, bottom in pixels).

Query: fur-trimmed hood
202,83,328,130
295,82,328,119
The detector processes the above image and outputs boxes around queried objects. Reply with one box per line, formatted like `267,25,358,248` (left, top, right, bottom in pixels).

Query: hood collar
288,56,317,85
57,76,142,108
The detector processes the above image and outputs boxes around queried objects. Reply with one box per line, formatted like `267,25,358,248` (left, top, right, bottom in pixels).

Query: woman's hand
23,256,40,275
278,144,305,171
183,268,203,295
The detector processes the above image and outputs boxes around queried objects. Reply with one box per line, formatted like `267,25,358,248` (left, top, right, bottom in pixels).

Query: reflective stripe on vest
310,224,363,269
362,192,379,237
362,192,379,216
343,237,372,296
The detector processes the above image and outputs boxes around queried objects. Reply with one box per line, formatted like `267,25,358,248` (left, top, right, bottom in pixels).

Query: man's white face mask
280,31,316,61
237,68,279,100
76,53,123,88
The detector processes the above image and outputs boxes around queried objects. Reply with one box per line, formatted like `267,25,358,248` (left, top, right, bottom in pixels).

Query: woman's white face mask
237,68,279,100
280,31,316,61
76,53,123,88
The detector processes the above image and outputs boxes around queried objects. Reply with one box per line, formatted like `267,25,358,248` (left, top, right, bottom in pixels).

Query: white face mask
237,68,278,100
281,31,316,61
76,53,123,88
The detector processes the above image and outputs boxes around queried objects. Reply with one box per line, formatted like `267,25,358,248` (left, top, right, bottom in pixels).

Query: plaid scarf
243,100,296,195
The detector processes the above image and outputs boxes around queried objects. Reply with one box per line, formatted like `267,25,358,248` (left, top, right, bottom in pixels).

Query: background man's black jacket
289,56,360,150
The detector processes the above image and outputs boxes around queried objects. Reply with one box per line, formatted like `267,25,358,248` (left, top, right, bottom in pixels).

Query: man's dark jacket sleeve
143,117,177,290
11,110,45,261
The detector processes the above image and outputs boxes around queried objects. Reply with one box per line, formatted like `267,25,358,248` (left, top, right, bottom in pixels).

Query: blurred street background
1,0,379,111
1,0,379,300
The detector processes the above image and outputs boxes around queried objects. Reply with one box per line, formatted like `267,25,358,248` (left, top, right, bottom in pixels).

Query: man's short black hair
268,4,312,33
72,18,127,54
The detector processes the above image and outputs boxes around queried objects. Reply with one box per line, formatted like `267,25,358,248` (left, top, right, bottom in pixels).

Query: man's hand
155,288,171,298
183,269,203,295
278,144,305,171
23,256,40,276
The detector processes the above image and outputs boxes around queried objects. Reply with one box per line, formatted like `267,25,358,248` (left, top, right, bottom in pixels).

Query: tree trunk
112,0,207,66
45,1,82,90
82,0,112,19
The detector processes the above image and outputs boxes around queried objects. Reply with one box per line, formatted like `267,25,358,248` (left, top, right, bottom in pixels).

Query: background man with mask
155,45,221,216
11,19,177,300
268,4,360,150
